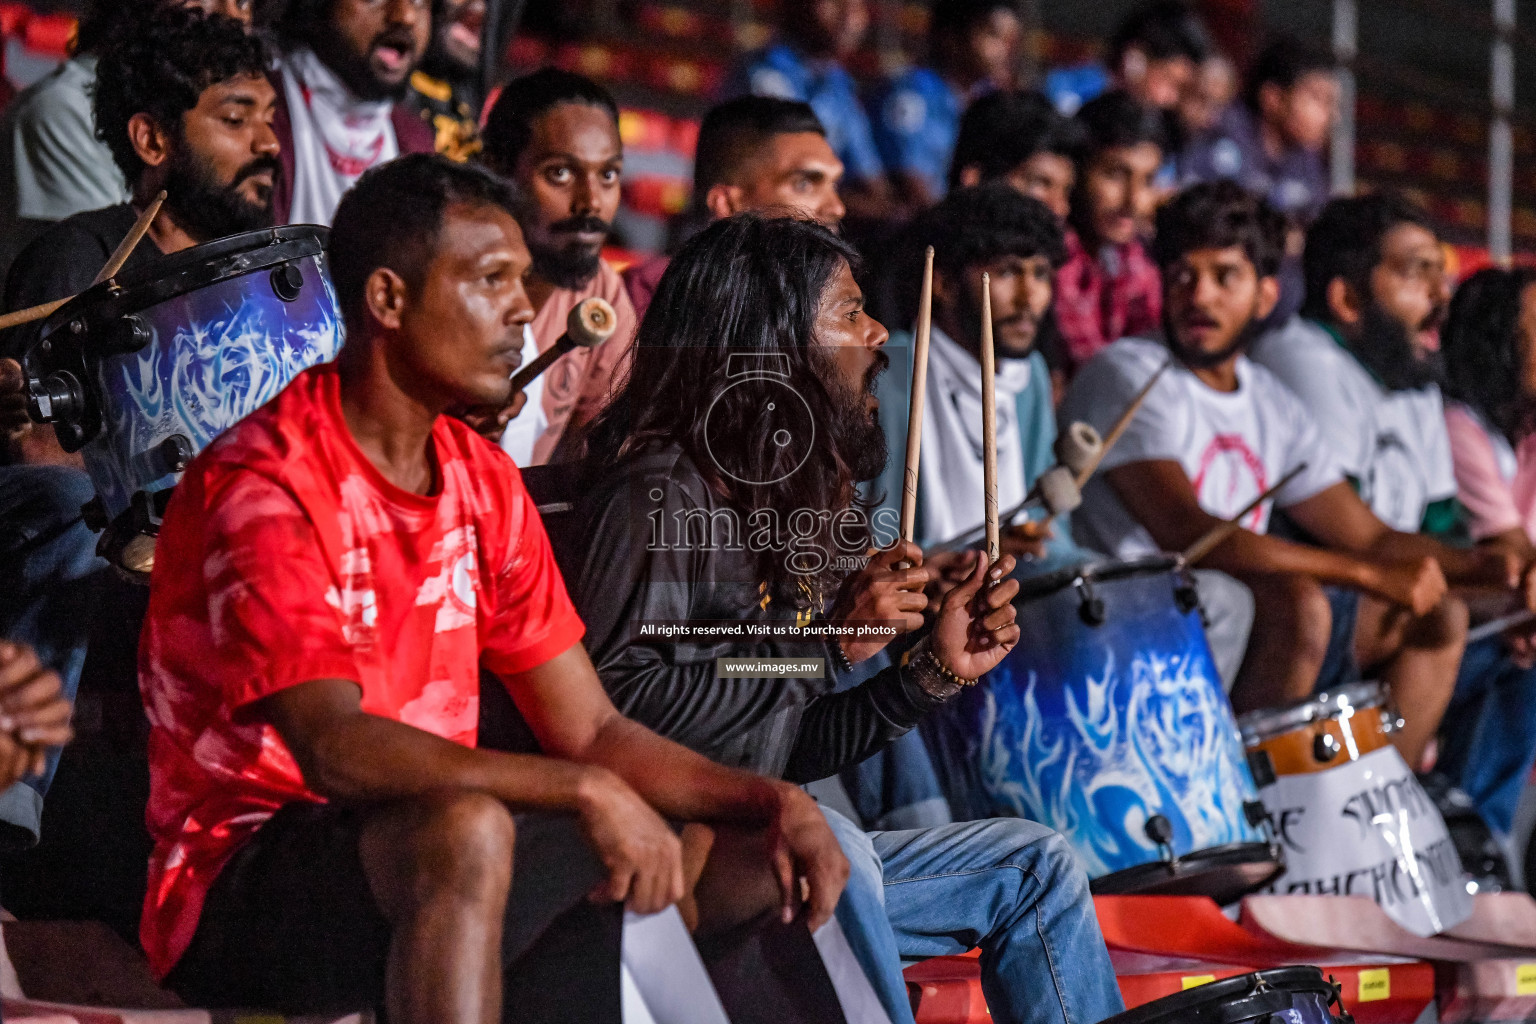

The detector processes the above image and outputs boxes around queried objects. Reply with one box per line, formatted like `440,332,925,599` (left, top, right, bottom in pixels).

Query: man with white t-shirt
1062,181,1507,766
1254,194,1536,837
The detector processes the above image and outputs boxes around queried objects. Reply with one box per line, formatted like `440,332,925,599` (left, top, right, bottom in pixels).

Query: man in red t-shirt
138,154,848,1023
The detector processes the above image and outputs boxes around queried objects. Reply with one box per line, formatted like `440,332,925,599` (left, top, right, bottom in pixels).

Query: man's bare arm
1107,461,1443,612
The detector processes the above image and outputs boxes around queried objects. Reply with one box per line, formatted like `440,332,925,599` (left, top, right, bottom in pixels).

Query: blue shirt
1179,104,1329,224
868,66,964,198
731,43,886,184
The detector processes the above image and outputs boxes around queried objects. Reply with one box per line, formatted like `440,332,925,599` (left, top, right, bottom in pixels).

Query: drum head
38,225,329,350
1014,553,1181,603
1089,843,1283,905
1099,967,1338,1024
1238,681,1387,745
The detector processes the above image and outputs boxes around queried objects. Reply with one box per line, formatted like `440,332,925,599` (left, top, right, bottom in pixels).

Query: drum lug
1312,732,1342,764
100,314,151,355
1075,578,1106,627
154,434,194,475
1174,579,1201,615
1247,749,1277,788
27,370,86,424
271,264,304,302
80,496,108,533
1144,814,1176,866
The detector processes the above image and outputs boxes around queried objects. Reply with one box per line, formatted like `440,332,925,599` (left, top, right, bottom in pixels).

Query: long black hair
1442,266,1536,443
582,214,873,596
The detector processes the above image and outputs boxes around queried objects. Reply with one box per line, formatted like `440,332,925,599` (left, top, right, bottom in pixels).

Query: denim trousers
1436,635,1536,836
0,464,104,843
823,805,1124,1024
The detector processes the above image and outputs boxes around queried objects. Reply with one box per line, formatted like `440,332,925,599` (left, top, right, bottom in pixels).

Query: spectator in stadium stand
0,5,275,856
1253,196,1536,839
134,154,850,1022
406,0,485,162
1181,39,1336,226
0,0,255,282
730,0,900,220
1043,0,1210,116
947,88,1085,221
1441,268,1536,838
1061,182,1484,765
867,0,1025,209
1180,39,1338,323
1176,52,1238,145
271,0,437,225
480,68,637,467
624,95,846,321
1053,91,1167,375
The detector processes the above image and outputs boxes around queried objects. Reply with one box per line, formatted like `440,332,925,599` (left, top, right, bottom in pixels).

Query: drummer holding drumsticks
1063,182,1518,769
873,181,1259,691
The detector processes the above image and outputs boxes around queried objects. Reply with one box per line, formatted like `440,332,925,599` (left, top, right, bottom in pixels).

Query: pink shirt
1444,401,1536,542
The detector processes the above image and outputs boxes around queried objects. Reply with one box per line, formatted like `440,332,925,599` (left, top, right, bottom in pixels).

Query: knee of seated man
1253,573,1332,659
972,819,1089,897
396,790,517,902
1410,592,1469,649
820,806,884,895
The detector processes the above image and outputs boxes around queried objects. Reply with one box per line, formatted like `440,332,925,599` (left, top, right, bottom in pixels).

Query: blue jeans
824,806,1124,1024
1436,635,1536,836
0,464,104,844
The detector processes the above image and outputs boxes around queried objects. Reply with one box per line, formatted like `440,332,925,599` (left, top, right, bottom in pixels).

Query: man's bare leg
1355,595,1468,769
1230,572,1333,714
358,790,517,1024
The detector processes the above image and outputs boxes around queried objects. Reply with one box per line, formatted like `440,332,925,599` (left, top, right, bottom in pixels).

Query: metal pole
1490,0,1516,264
1331,0,1358,196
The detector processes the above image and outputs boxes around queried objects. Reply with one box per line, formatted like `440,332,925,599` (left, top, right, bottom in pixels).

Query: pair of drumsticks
897,246,1296,570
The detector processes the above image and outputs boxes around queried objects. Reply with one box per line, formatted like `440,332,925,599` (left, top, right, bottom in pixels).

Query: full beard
815,348,890,483
1350,300,1443,391
162,149,276,244
529,238,604,290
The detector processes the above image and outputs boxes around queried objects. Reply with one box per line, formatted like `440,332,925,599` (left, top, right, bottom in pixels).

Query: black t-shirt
2,203,164,360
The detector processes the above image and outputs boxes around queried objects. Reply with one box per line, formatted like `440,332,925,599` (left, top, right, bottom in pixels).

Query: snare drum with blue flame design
24,226,342,576
922,556,1282,902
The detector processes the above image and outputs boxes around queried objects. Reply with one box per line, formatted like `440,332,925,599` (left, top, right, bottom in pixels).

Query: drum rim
1237,680,1387,742
38,224,330,338
1098,966,1333,1024
1014,553,1181,602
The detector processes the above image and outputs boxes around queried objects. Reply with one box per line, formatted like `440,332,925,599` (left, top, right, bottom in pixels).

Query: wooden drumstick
1181,463,1306,566
508,296,618,393
1074,358,1172,488
980,272,999,564
0,191,169,331
899,246,934,551
93,190,167,286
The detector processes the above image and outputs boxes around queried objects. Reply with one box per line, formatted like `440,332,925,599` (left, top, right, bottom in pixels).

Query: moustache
548,215,611,237
864,349,890,393
232,155,281,189
1421,304,1447,333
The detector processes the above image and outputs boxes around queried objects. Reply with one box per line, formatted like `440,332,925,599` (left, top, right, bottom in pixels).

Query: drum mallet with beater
1180,463,1307,566
507,296,617,393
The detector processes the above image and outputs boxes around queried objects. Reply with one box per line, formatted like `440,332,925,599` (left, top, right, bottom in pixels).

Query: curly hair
581,215,872,596
1442,267,1536,443
893,180,1066,325
1152,180,1286,277
93,6,273,183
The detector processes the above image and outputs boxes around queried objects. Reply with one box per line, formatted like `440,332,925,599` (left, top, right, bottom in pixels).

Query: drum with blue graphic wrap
922,555,1282,902
24,226,343,576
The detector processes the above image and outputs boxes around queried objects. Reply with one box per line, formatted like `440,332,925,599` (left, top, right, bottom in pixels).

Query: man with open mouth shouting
270,0,440,225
